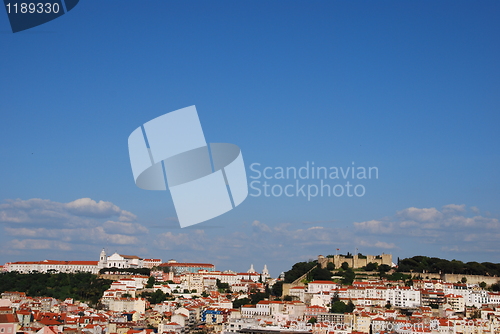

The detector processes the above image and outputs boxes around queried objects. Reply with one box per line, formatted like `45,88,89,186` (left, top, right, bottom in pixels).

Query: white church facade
99,250,144,269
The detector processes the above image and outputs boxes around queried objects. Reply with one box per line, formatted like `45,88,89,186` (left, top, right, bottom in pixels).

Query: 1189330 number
5,2,60,14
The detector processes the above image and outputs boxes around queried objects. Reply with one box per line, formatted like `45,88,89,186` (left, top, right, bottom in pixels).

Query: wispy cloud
0,198,135,225
0,198,147,251
353,204,500,253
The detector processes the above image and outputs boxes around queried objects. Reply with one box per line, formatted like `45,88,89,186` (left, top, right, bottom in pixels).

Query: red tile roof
0,314,17,323
9,260,98,265
160,263,214,267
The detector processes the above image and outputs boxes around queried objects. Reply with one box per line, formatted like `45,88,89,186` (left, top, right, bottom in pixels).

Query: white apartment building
445,294,465,312
3,260,99,274
319,285,420,308
143,259,162,269
182,275,204,292
289,286,306,301
468,290,490,308
310,291,332,308
307,281,340,294
108,298,146,314
241,301,284,317
440,287,490,308
386,287,421,308
489,292,500,305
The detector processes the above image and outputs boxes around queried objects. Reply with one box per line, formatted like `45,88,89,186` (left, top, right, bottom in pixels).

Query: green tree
0,272,112,306
331,300,347,313
146,276,156,288
271,281,283,296
99,267,150,275
283,261,317,283
327,262,335,271
250,292,268,304
346,300,355,312
341,268,355,285
395,256,500,276
233,298,251,309
378,264,391,275
331,290,340,304
147,289,167,304
216,279,230,292
479,282,487,289
341,262,349,270
310,267,332,281
386,272,410,282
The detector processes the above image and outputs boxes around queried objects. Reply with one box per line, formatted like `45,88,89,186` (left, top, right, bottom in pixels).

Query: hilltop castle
317,253,392,269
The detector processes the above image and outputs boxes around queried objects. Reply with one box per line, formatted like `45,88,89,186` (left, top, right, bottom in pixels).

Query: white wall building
307,280,340,294
3,260,99,274
289,286,306,302
107,298,146,314
386,287,421,308
105,252,144,269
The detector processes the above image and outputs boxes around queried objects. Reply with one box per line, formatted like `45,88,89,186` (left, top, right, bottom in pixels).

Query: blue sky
0,1,499,276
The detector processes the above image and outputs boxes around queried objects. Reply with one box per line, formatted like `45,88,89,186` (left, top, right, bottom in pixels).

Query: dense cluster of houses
288,279,500,310
1,256,500,334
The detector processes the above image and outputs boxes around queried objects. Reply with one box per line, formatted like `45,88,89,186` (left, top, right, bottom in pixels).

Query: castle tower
98,249,107,269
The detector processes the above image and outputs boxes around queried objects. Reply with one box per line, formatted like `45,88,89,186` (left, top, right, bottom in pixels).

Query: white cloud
374,241,397,249
10,239,72,251
0,198,136,225
154,230,206,251
252,220,272,233
358,239,397,249
442,204,466,213
353,220,393,234
102,221,149,235
353,204,500,250
397,207,442,222
0,198,146,250
153,222,352,263
4,226,141,245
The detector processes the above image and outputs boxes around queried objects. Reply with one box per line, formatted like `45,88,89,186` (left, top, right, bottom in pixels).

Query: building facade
3,260,99,274
159,260,215,275
4,249,148,274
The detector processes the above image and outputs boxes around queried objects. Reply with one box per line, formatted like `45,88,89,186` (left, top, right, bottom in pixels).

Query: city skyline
0,1,499,276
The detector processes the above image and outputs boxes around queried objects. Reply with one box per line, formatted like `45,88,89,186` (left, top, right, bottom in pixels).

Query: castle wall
318,253,392,269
